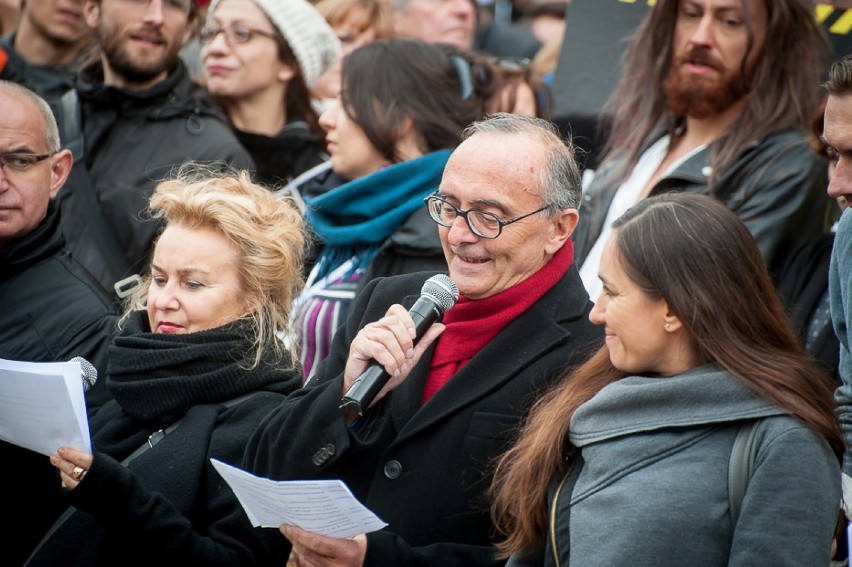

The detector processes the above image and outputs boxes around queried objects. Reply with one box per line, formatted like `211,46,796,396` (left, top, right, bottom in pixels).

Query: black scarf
107,311,300,424
0,201,64,284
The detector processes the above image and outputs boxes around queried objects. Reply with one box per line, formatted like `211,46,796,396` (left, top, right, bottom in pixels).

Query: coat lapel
389,269,590,443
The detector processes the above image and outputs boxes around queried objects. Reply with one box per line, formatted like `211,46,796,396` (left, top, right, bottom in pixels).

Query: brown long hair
339,39,497,163
490,192,842,556
600,0,829,183
270,31,321,134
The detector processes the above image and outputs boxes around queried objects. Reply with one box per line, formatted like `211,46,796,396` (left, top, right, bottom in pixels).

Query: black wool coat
244,268,604,566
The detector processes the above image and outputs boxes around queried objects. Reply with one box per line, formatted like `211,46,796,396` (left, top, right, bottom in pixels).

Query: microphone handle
340,298,441,415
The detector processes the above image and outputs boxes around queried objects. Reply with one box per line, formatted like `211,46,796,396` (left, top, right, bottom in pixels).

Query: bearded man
573,0,831,300
58,0,250,289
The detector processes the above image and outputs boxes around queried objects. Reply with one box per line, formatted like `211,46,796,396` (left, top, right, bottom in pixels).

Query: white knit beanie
208,0,340,88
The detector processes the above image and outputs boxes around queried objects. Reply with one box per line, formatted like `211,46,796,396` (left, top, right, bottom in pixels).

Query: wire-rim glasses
200,24,278,45
424,192,550,239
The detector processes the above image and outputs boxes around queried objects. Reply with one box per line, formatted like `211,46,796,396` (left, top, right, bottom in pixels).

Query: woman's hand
50,446,93,490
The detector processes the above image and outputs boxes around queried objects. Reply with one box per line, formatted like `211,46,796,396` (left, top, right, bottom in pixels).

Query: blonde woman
29,168,308,566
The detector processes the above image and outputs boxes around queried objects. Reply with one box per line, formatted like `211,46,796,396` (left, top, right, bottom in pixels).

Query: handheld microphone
340,274,459,416
69,356,98,392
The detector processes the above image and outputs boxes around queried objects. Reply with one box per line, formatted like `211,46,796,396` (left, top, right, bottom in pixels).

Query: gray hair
461,113,582,212
0,81,61,154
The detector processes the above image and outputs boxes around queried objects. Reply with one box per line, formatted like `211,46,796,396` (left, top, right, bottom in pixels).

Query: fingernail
401,362,410,374
406,348,414,359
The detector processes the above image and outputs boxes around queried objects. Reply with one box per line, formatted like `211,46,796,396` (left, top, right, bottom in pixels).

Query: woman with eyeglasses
289,38,499,382
201,0,339,186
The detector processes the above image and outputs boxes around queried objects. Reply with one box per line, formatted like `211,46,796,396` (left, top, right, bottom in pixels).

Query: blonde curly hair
125,164,308,369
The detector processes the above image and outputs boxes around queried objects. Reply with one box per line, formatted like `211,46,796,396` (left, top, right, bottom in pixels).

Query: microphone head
70,356,98,391
421,274,459,314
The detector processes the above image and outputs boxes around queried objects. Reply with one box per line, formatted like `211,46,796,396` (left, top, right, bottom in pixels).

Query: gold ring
71,466,85,481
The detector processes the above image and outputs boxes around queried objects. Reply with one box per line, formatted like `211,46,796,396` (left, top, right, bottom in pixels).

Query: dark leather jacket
573,127,830,270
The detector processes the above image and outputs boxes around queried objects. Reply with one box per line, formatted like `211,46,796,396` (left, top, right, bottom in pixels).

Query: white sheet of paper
0,358,91,456
211,458,387,538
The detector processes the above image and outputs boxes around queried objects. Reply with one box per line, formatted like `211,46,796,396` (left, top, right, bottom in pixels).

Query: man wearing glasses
55,0,250,293
0,80,118,566
243,113,603,566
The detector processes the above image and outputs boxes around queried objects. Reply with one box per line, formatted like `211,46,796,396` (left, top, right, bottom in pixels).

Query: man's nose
142,0,166,26
688,14,716,48
446,213,478,244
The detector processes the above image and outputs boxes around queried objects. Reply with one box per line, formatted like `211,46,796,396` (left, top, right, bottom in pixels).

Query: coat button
383,460,402,479
312,446,330,466
325,443,336,456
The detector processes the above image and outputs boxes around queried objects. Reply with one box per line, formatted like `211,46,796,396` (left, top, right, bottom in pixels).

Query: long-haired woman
491,192,842,566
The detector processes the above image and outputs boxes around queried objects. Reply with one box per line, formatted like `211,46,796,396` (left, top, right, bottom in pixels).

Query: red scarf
421,240,574,404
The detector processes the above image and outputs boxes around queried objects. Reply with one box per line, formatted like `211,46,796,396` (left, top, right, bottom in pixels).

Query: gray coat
511,365,840,566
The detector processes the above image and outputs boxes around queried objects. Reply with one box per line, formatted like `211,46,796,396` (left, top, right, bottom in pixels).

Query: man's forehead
823,95,852,143
0,96,46,151
676,0,768,25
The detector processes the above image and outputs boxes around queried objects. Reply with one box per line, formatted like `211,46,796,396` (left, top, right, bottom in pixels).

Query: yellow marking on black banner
830,9,852,34
611,1,849,33
816,4,835,24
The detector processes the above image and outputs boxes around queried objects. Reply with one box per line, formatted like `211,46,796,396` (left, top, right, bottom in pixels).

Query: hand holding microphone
340,275,459,415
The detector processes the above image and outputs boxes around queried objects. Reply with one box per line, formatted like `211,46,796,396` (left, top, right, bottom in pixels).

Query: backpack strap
728,420,761,527
51,89,132,299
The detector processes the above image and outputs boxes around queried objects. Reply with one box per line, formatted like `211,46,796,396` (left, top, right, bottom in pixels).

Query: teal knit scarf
306,149,452,278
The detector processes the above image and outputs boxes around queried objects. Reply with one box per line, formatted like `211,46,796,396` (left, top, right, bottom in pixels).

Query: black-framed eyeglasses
424,192,550,239
200,24,278,45
0,152,53,174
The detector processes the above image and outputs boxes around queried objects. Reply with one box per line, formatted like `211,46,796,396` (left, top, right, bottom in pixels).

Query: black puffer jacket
0,33,80,103
64,61,252,279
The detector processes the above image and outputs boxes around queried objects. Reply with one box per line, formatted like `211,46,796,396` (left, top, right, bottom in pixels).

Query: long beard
663,49,750,119
95,23,181,86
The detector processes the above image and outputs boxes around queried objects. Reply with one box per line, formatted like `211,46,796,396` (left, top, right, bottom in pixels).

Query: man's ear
543,208,579,255
48,150,74,199
83,0,100,29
